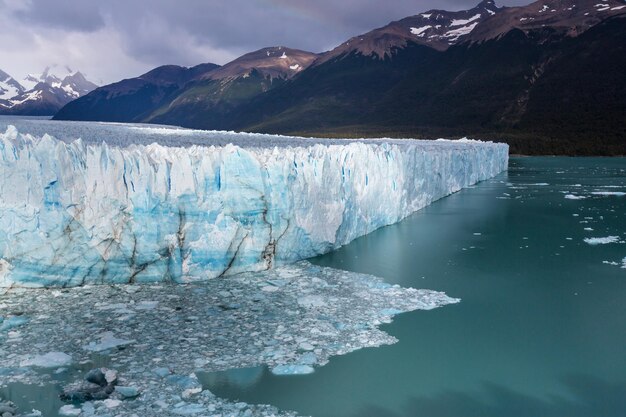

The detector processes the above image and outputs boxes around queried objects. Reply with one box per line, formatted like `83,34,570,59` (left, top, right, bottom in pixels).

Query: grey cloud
13,0,105,32
0,0,531,83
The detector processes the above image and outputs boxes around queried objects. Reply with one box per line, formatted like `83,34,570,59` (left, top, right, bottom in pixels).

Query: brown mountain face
315,0,501,64
204,47,318,81
468,0,626,42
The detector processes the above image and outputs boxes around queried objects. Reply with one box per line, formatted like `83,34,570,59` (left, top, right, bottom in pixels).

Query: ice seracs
0,125,507,287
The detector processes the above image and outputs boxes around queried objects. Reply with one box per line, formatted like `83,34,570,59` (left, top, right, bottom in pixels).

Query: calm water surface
202,157,626,417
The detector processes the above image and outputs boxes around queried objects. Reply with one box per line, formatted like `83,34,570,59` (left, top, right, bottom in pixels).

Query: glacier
0,123,508,287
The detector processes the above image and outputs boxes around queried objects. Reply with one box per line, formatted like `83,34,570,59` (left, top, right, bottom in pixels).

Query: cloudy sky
0,0,527,85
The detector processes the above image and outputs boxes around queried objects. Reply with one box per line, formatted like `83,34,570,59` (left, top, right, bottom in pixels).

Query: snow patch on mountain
9,89,42,105
0,78,23,101
411,25,432,36
450,14,482,26
444,22,481,41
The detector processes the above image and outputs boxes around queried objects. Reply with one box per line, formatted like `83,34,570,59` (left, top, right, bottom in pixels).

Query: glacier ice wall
0,125,508,287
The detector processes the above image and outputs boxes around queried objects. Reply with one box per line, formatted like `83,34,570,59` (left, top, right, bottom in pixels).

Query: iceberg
20,351,73,368
271,364,315,375
0,124,508,287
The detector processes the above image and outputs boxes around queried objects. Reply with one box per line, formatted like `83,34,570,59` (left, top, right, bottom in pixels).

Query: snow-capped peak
0,69,25,102
22,65,76,90
1,66,98,114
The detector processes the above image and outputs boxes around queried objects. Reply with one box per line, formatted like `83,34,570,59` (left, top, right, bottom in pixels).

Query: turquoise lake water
202,157,626,417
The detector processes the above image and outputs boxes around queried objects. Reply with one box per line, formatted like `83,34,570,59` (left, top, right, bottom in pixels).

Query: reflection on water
0,356,111,417
201,157,626,417
0,382,64,417
351,375,626,417
198,367,265,392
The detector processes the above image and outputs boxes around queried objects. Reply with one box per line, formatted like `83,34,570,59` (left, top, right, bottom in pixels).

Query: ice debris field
0,123,508,287
1,262,458,417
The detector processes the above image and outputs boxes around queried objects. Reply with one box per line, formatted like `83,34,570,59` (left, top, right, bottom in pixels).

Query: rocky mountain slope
52,63,219,123
315,0,501,65
55,47,318,126
143,47,318,127
54,0,626,155
468,0,626,41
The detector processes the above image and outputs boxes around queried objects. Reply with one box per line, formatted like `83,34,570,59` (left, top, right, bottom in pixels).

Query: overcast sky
0,0,528,85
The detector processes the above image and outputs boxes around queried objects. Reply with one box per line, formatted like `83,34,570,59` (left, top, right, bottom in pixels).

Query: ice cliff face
0,125,508,287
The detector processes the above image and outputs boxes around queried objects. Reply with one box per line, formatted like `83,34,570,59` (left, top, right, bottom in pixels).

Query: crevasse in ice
0,125,508,287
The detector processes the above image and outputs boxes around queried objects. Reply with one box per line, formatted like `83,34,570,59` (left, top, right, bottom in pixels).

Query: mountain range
0,66,97,115
54,0,626,155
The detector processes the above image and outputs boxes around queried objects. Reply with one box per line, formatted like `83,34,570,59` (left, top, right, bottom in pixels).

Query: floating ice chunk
166,374,202,389
103,399,121,408
58,405,81,416
565,194,586,200
271,364,315,375
609,257,626,269
380,308,405,316
297,295,326,308
299,352,317,365
584,236,621,245
82,332,135,352
298,342,315,351
20,352,72,368
591,191,625,196
153,367,171,377
182,387,203,398
135,301,159,310
105,368,118,384
115,386,140,398
0,315,29,331
172,403,206,415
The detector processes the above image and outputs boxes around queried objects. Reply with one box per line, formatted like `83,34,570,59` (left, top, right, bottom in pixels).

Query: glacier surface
0,123,508,287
